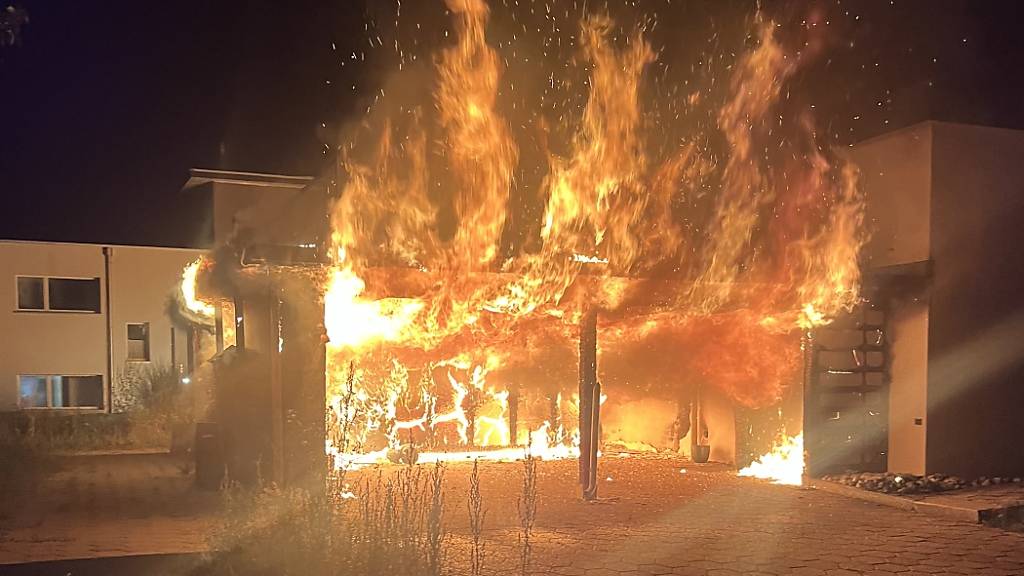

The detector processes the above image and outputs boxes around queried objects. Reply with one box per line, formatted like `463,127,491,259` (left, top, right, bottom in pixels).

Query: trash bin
194,422,224,490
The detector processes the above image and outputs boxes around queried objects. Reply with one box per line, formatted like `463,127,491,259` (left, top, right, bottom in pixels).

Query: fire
738,433,805,486
309,5,867,468
180,257,214,318
323,266,423,350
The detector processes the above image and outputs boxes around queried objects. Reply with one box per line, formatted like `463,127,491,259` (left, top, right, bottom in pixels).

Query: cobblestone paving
433,456,1024,576
2,452,1023,575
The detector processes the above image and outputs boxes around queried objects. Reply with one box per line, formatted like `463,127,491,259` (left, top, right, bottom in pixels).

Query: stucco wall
849,124,933,475
212,181,305,245
107,245,205,408
926,122,1024,478
852,122,933,268
886,300,929,475
0,241,205,412
0,242,108,411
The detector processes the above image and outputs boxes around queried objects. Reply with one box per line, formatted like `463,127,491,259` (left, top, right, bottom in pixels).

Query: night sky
1,0,1022,248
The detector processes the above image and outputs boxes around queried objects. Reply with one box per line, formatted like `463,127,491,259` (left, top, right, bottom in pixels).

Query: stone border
807,477,991,523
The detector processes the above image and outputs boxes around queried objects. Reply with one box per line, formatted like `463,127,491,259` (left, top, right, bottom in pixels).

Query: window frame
126,321,151,362
13,275,102,314
14,275,46,311
16,374,105,411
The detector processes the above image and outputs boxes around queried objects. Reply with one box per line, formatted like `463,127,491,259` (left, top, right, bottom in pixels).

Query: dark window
16,277,44,310
66,376,104,408
48,278,101,312
127,323,150,361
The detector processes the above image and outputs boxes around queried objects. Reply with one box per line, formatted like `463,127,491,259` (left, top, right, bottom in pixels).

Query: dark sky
1,0,1022,248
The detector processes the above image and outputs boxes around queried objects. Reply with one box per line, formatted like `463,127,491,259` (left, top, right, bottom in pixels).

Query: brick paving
432,456,1024,576
0,453,218,565
2,452,1023,575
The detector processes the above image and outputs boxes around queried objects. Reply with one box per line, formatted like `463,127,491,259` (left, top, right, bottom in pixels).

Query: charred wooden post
509,383,519,446
466,385,479,448
802,330,818,477
578,308,600,500
548,393,560,445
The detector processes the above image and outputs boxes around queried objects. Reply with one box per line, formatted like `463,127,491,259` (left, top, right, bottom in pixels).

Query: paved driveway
437,456,1024,576
1,453,1022,575
0,452,217,565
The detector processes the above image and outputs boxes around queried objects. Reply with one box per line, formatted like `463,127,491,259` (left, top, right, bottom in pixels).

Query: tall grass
517,455,538,576
210,463,447,576
468,459,486,576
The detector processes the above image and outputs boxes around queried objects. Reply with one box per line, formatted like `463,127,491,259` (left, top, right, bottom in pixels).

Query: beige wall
924,122,1024,477
107,245,206,407
0,243,108,411
850,122,933,268
0,241,205,412
212,182,305,245
886,300,928,475
849,121,1024,478
849,124,934,475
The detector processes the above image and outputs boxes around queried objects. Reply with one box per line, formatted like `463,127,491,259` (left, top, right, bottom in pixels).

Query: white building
0,240,206,412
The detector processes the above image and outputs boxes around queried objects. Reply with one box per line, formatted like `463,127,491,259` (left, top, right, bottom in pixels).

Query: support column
578,308,600,500
509,383,519,446
269,282,284,486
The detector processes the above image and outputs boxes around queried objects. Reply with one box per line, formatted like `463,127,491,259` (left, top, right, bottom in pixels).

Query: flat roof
181,168,314,191
0,239,207,253
851,119,1024,149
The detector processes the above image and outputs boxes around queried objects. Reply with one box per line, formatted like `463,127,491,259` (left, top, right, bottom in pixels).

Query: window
127,323,150,361
16,277,44,310
18,375,47,407
18,375,103,409
14,276,101,313
48,278,101,312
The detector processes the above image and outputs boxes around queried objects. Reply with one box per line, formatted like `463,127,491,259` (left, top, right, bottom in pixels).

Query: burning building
173,2,1024,491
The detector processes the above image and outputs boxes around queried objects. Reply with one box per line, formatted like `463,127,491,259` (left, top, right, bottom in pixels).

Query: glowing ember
738,433,805,486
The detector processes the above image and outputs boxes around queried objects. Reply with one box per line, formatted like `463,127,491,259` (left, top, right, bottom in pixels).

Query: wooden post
578,308,599,500
269,281,284,486
509,383,519,446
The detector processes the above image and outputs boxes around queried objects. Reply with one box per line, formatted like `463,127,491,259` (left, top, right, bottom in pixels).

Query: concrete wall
0,242,108,411
885,300,929,475
926,122,1024,478
849,123,933,475
854,122,933,268
107,245,206,406
0,241,205,412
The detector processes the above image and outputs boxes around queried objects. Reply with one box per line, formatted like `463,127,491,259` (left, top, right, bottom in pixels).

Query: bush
0,363,194,454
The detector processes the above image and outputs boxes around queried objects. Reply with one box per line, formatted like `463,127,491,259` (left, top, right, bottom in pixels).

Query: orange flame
180,257,215,318
320,7,866,466
739,432,804,486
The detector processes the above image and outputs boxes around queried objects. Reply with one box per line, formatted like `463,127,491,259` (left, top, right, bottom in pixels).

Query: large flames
181,3,867,478
320,3,864,473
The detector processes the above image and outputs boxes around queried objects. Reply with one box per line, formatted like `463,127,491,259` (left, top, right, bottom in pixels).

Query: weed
468,459,486,576
518,454,538,576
